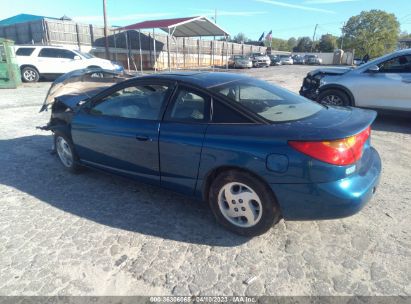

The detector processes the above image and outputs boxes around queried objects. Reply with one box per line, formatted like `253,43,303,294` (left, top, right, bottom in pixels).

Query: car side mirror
74,55,81,60
366,65,379,73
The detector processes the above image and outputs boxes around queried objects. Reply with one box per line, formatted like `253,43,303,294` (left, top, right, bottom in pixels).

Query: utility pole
311,24,318,52
103,0,110,60
340,22,345,50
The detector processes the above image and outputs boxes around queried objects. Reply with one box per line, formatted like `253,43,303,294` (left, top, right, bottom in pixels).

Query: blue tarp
0,14,58,26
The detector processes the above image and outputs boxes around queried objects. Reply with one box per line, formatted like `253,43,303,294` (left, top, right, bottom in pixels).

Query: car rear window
210,78,323,123
16,47,35,56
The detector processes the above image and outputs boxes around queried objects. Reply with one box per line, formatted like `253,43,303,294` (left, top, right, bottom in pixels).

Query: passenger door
356,55,411,111
71,81,173,185
159,86,211,195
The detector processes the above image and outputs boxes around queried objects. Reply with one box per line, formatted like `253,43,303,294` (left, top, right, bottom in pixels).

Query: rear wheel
209,170,281,236
21,66,39,82
54,131,80,173
318,89,351,106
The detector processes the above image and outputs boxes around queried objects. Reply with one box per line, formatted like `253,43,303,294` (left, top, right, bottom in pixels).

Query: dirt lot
0,65,410,296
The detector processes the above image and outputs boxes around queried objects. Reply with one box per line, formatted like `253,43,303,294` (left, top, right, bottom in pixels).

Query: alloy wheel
23,70,37,82
56,136,73,168
320,94,343,106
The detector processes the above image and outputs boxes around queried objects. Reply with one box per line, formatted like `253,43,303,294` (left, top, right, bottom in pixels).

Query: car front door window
378,55,411,73
90,84,170,120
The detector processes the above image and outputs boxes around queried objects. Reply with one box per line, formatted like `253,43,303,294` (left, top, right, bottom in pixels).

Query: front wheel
54,132,81,173
317,89,351,106
209,170,281,236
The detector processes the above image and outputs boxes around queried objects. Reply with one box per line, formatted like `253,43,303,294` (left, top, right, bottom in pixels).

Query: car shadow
372,112,411,134
0,135,249,247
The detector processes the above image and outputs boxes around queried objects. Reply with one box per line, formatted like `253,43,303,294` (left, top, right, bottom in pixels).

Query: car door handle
136,135,149,141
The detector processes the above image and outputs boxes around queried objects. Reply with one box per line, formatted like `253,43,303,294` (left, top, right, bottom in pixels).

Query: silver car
228,55,252,69
305,54,323,65
279,55,293,65
250,53,271,68
300,49,411,113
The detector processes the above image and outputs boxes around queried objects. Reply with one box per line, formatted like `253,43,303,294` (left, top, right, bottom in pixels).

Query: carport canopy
116,16,229,37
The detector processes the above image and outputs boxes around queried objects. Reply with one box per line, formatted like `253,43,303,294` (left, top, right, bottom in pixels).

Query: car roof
137,72,251,88
391,48,411,56
14,45,65,48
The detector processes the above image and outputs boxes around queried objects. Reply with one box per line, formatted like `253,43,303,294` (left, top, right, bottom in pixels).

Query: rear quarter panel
195,123,364,198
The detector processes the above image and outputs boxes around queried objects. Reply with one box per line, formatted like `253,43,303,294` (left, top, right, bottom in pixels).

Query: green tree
287,37,297,51
270,38,289,51
400,31,411,39
293,37,312,52
342,10,400,57
318,34,337,52
232,33,249,43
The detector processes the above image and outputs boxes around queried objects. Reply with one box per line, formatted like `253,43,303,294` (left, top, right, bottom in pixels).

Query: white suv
14,45,123,82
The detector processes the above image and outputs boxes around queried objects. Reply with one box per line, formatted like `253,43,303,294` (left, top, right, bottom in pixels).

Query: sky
1,0,411,40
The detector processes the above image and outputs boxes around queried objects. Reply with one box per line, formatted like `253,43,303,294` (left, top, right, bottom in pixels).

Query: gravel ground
0,65,410,296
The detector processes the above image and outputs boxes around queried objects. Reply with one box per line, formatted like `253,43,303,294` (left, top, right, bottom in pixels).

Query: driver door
71,81,173,185
356,55,411,111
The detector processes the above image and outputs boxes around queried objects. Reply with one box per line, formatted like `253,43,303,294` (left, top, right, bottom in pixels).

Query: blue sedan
41,70,381,236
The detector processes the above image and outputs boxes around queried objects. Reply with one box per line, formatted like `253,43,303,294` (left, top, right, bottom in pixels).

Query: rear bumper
271,147,381,220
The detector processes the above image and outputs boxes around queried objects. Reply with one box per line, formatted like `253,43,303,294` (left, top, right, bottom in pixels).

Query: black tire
21,66,40,83
317,89,351,106
209,170,281,236
54,131,81,173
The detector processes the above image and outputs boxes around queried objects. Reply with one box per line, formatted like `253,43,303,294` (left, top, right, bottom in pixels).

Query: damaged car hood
308,67,353,77
40,68,133,112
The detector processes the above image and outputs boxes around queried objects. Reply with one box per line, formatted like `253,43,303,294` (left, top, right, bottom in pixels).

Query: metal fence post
167,30,171,71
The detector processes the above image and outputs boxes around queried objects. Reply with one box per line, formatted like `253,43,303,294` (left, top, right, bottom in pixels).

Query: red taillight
289,127,371,166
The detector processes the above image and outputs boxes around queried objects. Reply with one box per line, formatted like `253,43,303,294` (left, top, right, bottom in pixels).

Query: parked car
300,49,411,113
250,52,270,67
41,70,381,236
14,45,123,82
279,55,294,65
292,54,305,64
305,54,323,65
228,55,252,69
269,55,281,66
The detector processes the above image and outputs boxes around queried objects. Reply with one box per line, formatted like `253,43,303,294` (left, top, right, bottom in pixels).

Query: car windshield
236,56,249,60
210,78,323,122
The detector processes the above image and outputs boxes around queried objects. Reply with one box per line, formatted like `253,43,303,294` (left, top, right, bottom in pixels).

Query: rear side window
38,48,76,59
166,89,210,122
16,47,35,56
211,78,323,123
